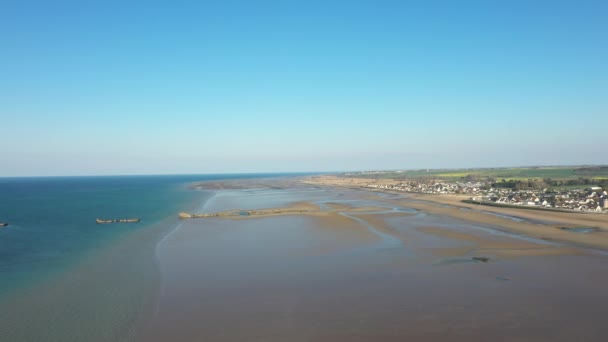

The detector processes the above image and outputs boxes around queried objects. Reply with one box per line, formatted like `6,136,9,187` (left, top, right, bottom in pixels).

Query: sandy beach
303,175,608,251
137,178,608,341
6,1,607,340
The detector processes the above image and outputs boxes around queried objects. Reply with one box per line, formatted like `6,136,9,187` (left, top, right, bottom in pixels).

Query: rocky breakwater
179,204,317,220
178,212,223,219
96,218,141,224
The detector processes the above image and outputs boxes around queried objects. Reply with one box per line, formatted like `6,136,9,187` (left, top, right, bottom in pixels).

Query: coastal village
365,180,608,213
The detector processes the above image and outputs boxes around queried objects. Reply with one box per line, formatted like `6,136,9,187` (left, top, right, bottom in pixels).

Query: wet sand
303,175,608,251
139,183,608,341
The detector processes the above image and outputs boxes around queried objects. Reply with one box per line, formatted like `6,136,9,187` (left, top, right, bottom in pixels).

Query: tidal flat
139,180,608,341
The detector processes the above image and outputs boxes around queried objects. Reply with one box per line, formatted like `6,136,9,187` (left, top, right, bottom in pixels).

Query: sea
0,173,307,341
3,174,608,341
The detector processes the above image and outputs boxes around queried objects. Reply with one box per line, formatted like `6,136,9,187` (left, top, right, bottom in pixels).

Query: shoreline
301,176,608,252
0,215,172,341
0,182,214,342
8,175,602,341
134,189,216,340
138,178,608,341
145,190,217,328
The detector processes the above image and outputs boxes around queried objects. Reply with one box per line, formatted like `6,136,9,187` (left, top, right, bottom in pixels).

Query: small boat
96,218,140,224
0,222,8,227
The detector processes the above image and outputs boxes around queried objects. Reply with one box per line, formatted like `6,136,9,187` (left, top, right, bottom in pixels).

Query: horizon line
1,164,606,179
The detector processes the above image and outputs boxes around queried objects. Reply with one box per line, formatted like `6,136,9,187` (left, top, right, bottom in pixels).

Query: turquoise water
0,173,305,297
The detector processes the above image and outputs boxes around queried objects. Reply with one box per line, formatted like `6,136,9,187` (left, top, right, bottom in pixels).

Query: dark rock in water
496,276,510,281
472,256,490,263
434,257,478,266
434,256,492,266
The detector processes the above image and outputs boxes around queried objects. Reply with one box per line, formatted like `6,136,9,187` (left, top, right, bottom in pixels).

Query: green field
346,166,608,182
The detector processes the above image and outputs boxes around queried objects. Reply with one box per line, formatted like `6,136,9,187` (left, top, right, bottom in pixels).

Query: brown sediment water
138,185,608,342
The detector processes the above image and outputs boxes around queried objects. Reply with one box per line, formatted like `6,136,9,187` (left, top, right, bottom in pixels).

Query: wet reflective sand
140,187,608,341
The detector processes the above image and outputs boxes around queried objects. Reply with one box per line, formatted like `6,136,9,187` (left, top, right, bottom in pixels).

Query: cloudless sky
1,0,606,176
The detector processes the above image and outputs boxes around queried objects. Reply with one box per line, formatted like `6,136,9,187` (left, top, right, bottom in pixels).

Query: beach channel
138,179,608,341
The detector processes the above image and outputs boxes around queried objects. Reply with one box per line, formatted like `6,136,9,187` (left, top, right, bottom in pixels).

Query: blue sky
1,0,606,176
